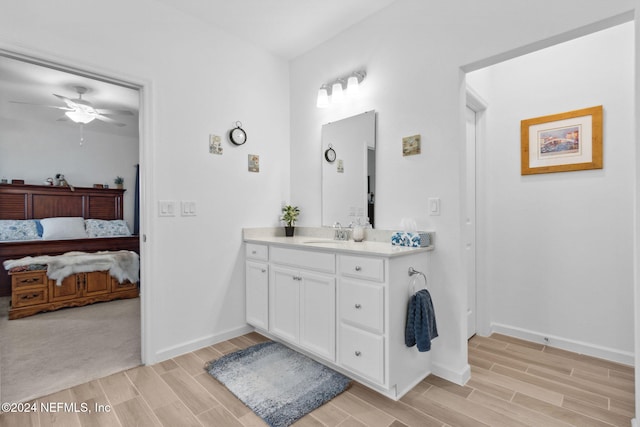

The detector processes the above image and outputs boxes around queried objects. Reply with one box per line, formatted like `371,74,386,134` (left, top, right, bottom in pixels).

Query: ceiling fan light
65,110,96,124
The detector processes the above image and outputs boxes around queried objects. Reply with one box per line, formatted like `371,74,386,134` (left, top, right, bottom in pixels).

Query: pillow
0,220,40,241
40,217,88,240
85,219,131,238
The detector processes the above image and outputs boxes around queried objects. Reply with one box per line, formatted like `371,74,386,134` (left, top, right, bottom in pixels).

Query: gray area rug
0,296,140,403
206,341,351,427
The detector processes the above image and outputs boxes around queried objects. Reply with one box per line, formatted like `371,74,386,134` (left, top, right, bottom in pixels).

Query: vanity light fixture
316,70,366,108
331,79,345,104
316,84,331,108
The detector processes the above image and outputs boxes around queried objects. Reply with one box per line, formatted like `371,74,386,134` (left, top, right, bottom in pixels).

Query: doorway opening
0,51,145,402
463,20,635,366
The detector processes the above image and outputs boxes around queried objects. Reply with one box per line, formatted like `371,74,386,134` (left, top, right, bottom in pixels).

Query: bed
0,183,140,298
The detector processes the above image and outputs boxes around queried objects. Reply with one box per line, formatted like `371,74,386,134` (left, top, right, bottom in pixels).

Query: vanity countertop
243,227,434,257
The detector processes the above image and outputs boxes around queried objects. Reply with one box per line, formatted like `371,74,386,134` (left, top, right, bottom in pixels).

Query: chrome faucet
333,222,349,241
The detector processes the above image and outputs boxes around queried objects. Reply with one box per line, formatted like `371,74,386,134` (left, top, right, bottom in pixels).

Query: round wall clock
229,121,247,145
324,144,336,163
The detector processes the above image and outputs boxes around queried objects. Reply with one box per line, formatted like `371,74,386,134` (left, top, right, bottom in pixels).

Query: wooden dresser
9,269,138,319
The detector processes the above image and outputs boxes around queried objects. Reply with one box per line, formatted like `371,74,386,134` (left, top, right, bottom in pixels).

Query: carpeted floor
0,296,140,403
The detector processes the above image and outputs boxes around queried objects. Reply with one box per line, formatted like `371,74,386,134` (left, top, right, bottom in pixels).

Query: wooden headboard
0,184,124,220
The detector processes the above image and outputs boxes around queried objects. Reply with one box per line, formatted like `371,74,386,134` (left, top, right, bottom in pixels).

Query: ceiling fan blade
53,93,80,109
95,114,126,127
95,108,134,116
9,100,72,111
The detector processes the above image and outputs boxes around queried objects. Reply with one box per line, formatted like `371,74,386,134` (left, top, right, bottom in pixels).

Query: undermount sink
302,240,350,245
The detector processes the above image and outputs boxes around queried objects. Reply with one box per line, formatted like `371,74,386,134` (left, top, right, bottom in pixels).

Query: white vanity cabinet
244,236,433,400
269,246,336,361
337,255,386,384
270,265,335,361
245,244,269,330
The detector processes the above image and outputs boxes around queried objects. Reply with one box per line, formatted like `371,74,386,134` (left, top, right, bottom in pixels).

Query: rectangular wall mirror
321,110,376,228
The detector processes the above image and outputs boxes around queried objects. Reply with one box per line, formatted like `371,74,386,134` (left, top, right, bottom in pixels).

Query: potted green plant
281,205,300,237
114,176,124,189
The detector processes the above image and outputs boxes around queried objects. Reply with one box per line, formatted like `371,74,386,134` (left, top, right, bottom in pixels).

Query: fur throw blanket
3,250,139,285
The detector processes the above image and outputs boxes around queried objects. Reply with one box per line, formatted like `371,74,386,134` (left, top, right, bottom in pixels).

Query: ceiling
0,56,140,138
0,1,397,138
156,0,398,60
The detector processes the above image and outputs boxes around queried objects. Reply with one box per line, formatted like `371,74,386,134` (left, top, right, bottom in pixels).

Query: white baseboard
153,325,254,362
631,417,637,427
490,323,634,366
431,361,471,386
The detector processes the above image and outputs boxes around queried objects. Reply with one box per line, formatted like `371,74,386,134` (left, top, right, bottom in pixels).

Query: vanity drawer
339,255,384,282
339,279,383,333
339,323,384,384
246,243,268,261
270,246,335,273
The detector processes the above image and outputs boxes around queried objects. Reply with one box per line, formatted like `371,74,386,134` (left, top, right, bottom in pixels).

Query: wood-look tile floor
0,333,635,426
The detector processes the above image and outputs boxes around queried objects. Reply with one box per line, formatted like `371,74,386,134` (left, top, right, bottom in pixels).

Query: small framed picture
248,154,260,172
209,134,223,155
402,134,421,156
521,106,603,175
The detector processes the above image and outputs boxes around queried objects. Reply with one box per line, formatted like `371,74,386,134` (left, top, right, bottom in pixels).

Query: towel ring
408,267,427,294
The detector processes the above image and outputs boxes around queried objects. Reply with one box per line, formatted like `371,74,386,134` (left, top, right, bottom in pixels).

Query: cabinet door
49,275,81,302
84,271,110,296
269,266,300,343
246,261,269,330
300,272,335,361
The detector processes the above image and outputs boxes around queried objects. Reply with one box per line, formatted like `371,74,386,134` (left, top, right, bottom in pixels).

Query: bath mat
205,341,351,427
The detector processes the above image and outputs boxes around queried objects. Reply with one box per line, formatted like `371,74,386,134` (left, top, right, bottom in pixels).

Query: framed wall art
520,105,602,175
402,134,421,157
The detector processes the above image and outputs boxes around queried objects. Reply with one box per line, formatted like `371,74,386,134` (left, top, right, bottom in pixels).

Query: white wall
0,118,139,227
290,0,635,382
0,0,290,362
467,22,635,363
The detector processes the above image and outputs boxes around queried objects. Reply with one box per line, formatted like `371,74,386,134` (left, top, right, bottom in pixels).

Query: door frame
0,42,155,365
465,85,488,338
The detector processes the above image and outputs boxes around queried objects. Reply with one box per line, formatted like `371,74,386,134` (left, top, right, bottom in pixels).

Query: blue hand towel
405,289,438,352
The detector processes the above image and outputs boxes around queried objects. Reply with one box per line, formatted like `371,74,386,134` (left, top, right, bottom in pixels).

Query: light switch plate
159,200,177,217
181,200,197,216
428,197,440,216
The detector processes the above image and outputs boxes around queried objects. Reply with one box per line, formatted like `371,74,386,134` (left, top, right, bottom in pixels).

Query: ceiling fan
11,85,134,127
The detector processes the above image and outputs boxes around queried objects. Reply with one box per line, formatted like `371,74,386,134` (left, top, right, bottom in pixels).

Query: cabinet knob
261,269,267,273
355,303,362,309
252,250,257,254
355,266,362,271
355,351,362,357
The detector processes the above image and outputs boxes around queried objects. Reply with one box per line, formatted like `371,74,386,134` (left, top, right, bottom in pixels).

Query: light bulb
316,86,330,108
347,75,359,95
331,81,344,103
